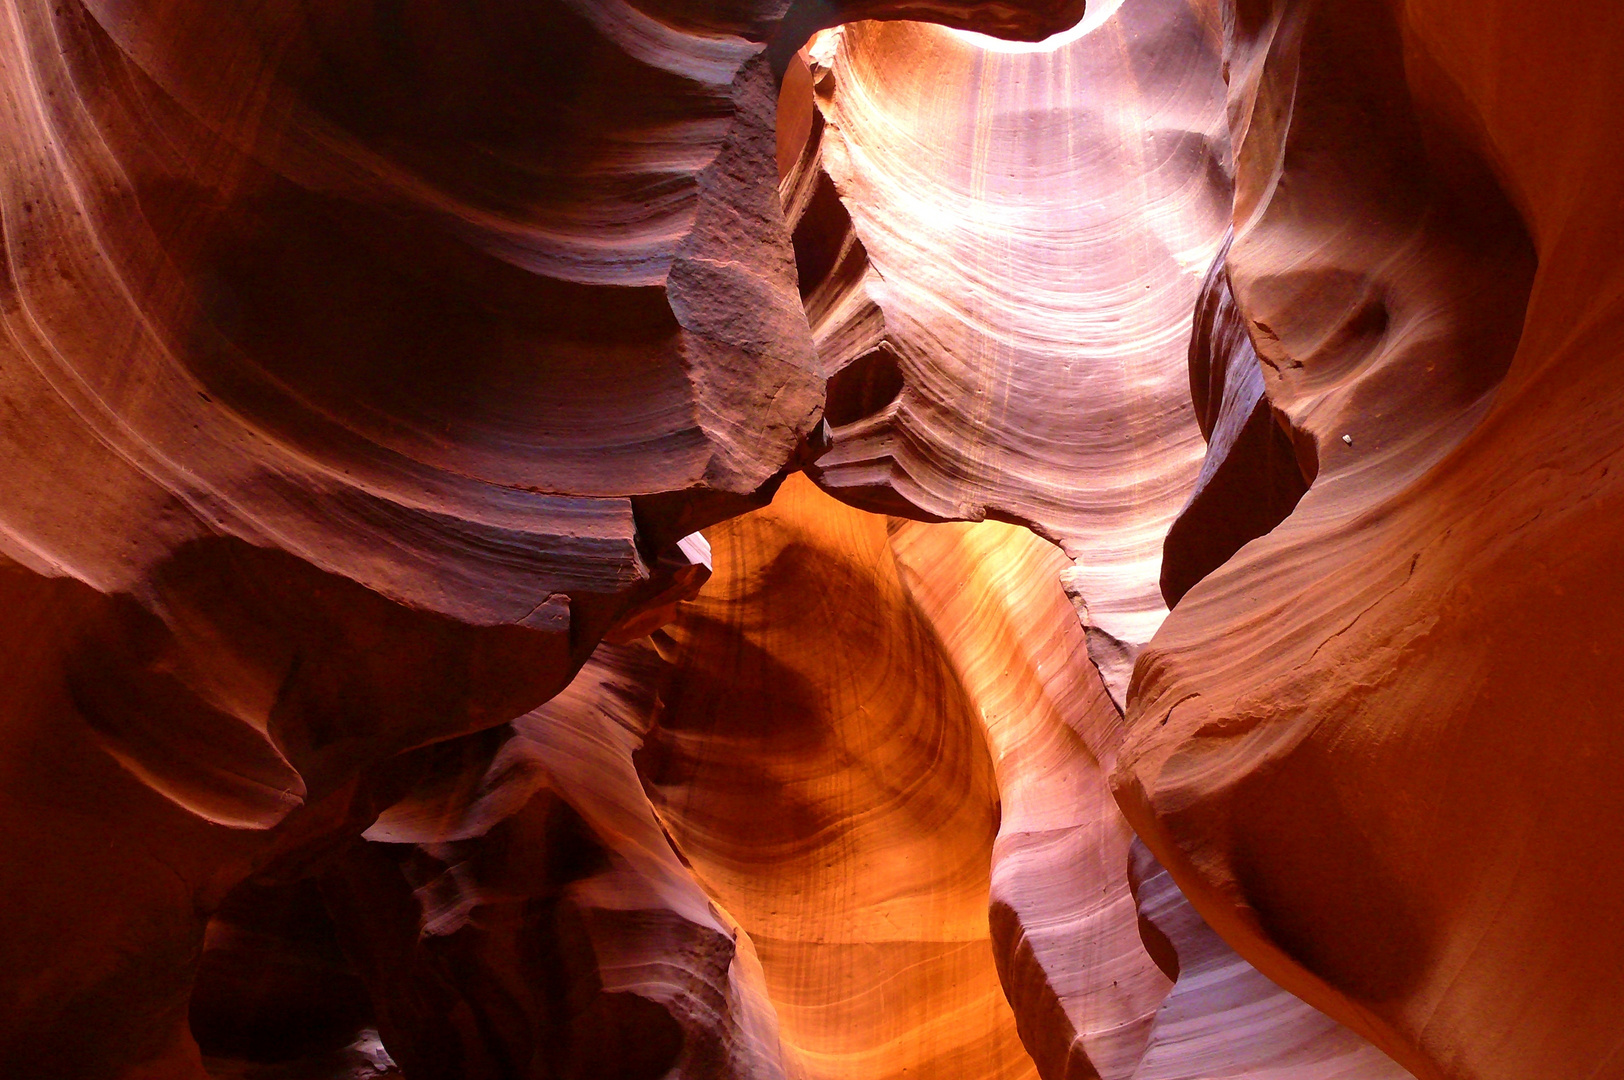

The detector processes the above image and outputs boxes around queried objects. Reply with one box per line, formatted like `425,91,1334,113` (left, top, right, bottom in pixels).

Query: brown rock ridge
1117,2,1624,1079
0,0,1087,1074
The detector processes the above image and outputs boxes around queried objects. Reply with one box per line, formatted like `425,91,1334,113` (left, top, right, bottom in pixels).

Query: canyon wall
1,0,1621,1078
1115,2,1624,1079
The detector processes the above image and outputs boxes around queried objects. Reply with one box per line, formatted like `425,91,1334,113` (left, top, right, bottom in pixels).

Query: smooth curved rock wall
1116,2,1624,1079
786,2,1231,683
0,0,1084,1073
2,1,1621,1078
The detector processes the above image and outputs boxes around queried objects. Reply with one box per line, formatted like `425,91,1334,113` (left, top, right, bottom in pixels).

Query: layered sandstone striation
1114,2,1624,1079
2,0,1620,1079
0,0,1079,1072
783,2,1231,692
780,10,1414,1078
642,475,1031,1080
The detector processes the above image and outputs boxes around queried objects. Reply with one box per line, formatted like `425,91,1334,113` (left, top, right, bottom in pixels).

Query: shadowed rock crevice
1160,234,1309,609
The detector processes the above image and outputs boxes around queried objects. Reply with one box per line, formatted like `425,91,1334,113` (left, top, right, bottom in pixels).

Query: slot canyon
0,0,1620,1077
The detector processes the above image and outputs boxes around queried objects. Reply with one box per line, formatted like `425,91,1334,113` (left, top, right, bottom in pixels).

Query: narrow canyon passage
190,471,1405,1080
1,0,1622,1078
642,475,1033,1080
634,475,1408,1080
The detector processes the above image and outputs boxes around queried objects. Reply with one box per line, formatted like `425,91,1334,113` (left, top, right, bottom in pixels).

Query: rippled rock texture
0,0,1081,1072
784,2,1231,697
1115,1,1624,1078
3,0,1622,1078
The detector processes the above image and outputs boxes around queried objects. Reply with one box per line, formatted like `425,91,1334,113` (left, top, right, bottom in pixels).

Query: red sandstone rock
0,0,1082,1073
1116,2,1624,1079
2,0,1621,1078
785,2,1232,697
779,15,1416,1074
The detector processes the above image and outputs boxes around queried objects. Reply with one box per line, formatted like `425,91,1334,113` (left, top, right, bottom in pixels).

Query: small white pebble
1341,433,1354,445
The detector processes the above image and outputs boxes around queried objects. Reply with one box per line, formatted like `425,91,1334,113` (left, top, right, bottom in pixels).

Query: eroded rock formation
782,2,1231,696
2,0,1621,1078
1114,2,1624,1079
0,0,1075,1072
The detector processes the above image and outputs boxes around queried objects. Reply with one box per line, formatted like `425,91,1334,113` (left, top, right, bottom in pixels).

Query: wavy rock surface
784,1,1231,680
887,517,1408,1080
1158,232,1307,608
780,14,1415,1080
0,0,1086,1074
3,0,1621,1078
292,479,1136,1080
886,517,1171,1080
646,477,1405,1080
233,469,1413,1080
1116,2,1624,1079
1128,841,1408,1080
641,474,1035,1080
315,640,789,1080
